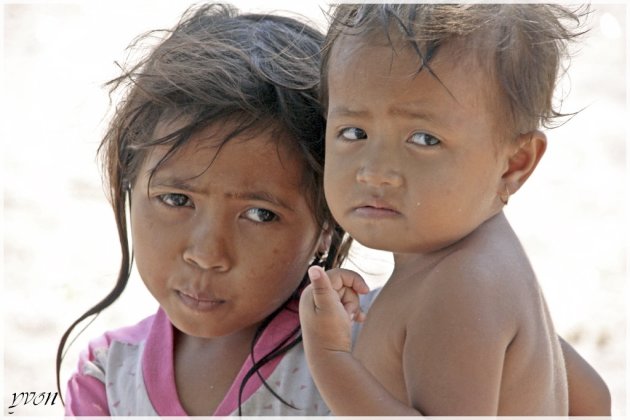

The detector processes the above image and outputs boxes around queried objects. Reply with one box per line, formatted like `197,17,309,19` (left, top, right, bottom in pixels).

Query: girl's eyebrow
225,191,294,212
151,177,203,193
151,176,294,211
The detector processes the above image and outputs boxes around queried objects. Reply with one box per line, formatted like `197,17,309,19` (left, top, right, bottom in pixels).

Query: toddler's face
130,121,324,339
324,36,512,254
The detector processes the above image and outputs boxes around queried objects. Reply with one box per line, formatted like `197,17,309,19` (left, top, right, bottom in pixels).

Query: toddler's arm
299,267,423,415
560,337,611,415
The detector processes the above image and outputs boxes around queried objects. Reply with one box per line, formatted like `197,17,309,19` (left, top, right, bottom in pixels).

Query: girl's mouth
177,290,225,312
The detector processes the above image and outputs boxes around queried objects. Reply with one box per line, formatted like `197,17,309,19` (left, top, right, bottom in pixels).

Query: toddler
300,3,610,415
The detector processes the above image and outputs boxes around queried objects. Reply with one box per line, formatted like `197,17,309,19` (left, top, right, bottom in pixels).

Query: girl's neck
174,324,259,415
175,323,259,353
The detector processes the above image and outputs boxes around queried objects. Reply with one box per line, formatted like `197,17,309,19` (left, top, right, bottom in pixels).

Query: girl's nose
182,219,232,272
355,143,403,188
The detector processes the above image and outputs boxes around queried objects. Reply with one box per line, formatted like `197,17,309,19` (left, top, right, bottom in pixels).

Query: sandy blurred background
2,1,627,416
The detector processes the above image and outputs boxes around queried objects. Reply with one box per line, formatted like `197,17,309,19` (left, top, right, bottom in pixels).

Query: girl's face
130,121,325,339
324,36,512,254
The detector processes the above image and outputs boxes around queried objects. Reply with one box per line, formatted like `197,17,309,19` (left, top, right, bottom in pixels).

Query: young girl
55,4,369,415
300,3,611,416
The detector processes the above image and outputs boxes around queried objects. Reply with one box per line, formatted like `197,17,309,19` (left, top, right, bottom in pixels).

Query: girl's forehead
152,117,232,149
144,120,306,186
151,116,296,156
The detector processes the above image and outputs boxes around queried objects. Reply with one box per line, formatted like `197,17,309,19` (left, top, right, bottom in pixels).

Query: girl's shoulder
360,287,382,309
65,309,165,416
351,288,382,342
76,309,165,379
87,311,158,353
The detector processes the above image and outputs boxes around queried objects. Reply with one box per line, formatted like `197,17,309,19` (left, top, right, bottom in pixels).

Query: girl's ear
501,130,547,197
318,224,333,255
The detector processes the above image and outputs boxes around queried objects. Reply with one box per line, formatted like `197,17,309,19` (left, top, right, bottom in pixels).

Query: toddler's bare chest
353,287,412,403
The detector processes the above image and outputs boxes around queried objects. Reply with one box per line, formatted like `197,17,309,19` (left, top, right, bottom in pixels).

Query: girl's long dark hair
56,3,351,413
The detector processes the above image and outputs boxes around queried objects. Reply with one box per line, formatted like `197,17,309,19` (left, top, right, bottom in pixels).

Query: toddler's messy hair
321,4,589,138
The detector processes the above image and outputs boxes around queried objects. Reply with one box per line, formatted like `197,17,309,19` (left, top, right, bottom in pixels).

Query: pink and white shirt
65,305,329,416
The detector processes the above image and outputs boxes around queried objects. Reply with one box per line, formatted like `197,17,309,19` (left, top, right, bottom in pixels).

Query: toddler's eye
339,127,367,141
408,132,441,146
244,208,278,223
159,193,192,207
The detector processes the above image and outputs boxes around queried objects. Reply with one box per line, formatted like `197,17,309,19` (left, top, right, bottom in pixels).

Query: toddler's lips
177,290,225,312
353,200,401,218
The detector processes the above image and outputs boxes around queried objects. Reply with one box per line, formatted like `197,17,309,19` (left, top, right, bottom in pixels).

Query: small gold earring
500,184,510,205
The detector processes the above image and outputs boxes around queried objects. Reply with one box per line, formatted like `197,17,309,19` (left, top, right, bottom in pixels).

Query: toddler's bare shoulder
412,247,532,330
434,243,528,290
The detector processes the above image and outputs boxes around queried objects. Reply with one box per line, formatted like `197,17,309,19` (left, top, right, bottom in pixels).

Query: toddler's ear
501,130,547,195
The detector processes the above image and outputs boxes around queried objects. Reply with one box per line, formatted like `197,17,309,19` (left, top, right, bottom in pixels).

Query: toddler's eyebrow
328,106,368,119
388,104,441,122
328,104,443,123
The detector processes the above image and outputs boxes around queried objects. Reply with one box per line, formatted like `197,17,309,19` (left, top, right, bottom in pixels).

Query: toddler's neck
391,211,510,277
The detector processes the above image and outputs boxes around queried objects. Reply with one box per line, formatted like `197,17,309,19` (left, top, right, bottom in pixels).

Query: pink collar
142,305,300,415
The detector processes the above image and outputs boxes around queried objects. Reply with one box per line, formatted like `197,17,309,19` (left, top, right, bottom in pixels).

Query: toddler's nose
356,144,403,188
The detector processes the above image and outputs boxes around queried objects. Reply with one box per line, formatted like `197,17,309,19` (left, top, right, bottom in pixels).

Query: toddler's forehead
329,32,511,142
332,30,491,76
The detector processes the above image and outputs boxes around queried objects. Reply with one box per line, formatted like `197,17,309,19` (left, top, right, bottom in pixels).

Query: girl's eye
408,132,441,147
159,193,192,207
339,127,367,141
244,208,278,223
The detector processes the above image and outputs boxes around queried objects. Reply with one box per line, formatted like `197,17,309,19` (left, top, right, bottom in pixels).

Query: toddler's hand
299,266,370,354
309,266,369,322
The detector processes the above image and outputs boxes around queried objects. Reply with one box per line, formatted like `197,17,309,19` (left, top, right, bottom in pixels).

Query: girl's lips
177,290,225,312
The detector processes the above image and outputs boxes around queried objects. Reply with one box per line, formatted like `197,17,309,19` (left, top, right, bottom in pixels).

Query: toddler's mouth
353,200,401,218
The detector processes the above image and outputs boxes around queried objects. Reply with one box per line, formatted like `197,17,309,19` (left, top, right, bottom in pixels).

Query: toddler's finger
336,269,370,295
350,310,367,323
308,266,342,311
339,287,366,323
